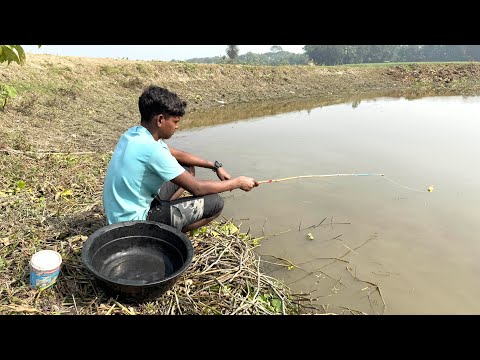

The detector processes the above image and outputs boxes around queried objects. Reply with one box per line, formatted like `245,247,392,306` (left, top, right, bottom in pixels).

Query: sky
22,45,306,61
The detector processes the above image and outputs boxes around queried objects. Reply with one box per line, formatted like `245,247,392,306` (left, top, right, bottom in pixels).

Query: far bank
1,54,480,152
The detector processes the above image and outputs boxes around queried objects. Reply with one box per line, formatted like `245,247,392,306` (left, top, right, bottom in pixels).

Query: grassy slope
2,54,480,153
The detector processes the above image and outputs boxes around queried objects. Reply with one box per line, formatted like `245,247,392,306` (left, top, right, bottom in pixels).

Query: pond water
168,95,480,315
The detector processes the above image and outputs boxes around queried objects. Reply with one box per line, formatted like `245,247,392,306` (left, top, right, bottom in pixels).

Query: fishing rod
257,173,434,193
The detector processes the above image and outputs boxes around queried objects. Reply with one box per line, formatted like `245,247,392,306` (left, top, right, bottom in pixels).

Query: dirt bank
1,54,480,152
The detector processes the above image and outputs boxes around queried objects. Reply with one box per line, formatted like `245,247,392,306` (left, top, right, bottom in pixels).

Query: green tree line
303,45,480,65
186,45,480,66
186,49,309,66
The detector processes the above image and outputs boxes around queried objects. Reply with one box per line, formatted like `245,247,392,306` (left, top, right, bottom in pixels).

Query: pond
168,95,480,314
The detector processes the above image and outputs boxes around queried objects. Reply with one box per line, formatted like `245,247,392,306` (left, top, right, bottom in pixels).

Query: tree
0,45,41,109
226,45,239,61
303,45,344,65
0,45,26,65
465,45,480,61
270,45,283,53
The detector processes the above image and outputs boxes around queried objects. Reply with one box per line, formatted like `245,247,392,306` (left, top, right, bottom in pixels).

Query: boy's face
159,115,181,139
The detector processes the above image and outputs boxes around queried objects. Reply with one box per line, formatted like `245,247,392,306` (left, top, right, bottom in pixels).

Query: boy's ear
156,114,164,126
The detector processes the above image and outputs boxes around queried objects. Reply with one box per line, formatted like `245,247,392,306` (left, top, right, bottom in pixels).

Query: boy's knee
182,164,195,176
213,194,224,214
207,193,224,216
217,194,224,213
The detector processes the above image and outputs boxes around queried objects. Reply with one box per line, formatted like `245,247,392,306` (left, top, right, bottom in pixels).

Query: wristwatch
212,160,223,172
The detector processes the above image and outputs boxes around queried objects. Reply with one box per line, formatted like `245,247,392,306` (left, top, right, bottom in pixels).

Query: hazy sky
22,45,306,61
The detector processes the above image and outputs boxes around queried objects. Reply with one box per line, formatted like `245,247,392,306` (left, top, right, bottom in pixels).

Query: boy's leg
157,165,195,201
147,193,224,233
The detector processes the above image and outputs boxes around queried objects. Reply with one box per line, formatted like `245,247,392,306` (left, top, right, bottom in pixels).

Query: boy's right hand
237,176,259,191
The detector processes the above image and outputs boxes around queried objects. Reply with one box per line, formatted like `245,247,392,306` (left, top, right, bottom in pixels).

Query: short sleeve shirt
103,125,185,224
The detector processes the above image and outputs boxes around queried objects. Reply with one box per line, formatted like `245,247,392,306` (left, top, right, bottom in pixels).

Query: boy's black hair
139,86,187,123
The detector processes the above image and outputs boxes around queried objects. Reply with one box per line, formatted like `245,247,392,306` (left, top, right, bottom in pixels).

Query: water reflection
182,89,473,130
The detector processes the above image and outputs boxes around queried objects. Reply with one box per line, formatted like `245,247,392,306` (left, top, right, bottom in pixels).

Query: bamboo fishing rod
257,173,434,193
258,173,385,184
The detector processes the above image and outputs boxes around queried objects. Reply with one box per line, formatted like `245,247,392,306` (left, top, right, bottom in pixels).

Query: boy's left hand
216,167,231,181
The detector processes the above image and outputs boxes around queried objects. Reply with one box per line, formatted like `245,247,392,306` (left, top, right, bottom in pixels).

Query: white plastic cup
30,250,62,290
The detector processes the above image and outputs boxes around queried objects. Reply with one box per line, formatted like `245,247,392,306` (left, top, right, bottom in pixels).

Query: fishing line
382,176,432,193
257,173,434,193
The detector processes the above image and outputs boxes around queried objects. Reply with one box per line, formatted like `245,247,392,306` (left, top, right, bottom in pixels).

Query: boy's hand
216,167,231,181
237,176,259,191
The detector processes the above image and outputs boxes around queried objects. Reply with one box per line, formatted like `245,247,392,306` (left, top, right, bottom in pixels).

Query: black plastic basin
81,221,193,302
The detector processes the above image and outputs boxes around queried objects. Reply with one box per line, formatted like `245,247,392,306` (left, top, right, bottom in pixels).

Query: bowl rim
81,220,194,287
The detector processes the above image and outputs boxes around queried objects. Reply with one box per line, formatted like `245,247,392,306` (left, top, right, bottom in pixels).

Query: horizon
22,45,306,62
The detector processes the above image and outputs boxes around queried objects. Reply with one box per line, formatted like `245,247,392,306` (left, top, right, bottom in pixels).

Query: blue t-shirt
103,125,185,224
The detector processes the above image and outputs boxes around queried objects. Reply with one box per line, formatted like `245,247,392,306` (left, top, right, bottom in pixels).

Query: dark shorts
146,167,224,230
